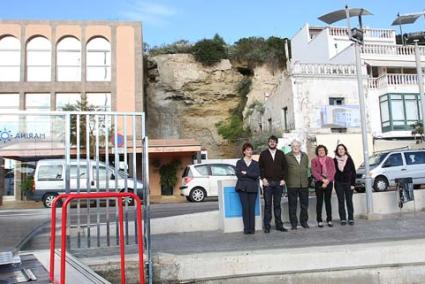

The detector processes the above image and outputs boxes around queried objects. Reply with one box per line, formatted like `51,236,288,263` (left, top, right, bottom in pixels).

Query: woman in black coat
333,144,357,225
235,142,260,234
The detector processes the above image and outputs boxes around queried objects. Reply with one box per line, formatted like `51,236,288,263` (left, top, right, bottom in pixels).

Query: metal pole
414,40,425,139
354,42,374,213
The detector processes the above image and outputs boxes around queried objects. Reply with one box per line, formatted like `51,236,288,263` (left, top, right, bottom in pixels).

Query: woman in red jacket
311,145,336,228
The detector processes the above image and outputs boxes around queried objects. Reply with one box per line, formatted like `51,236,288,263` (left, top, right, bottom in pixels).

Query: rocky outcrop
145,54,283,158
145,54,243,158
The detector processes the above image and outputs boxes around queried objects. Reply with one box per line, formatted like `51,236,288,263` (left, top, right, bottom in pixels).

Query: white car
28,159,143,208
180,163,237,202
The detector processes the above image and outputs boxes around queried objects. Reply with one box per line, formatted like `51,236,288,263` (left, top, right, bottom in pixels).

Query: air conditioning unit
320,105,361,128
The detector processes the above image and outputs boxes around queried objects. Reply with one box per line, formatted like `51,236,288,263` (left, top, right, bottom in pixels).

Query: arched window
86,37,111,81
57,37,81,81
27,36,51,81
0,36,20,81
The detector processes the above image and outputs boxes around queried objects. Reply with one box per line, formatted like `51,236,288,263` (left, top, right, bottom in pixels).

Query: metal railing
49,192,145,284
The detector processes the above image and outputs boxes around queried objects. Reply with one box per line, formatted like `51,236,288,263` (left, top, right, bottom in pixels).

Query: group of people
235,135,357,234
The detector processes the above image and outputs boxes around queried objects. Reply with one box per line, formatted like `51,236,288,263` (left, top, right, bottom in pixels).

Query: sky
1,0,425,46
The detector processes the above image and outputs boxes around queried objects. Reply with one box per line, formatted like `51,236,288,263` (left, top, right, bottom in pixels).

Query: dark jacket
235,159,260,193
258,149,288,182
333,156,356,186
285,151,310,188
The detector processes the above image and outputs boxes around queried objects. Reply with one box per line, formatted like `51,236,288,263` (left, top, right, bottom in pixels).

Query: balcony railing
328,27,395,40
362,44,425,56
292,63,356,76
368,73,425,89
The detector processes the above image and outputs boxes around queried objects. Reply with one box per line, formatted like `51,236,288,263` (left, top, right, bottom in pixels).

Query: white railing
368,73,425,89
362,44,425,56
292,63,356,76
328,27,395,40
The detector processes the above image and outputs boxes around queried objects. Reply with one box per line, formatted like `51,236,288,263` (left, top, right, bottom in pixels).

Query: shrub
148,40,193,56
232,77,252,118
192,34,227,66
216,114,250,142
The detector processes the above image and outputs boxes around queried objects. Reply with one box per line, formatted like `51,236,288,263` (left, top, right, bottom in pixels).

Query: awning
364,60,421,68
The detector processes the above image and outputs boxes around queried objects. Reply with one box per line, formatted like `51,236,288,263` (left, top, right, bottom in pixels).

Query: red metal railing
49,192,144,284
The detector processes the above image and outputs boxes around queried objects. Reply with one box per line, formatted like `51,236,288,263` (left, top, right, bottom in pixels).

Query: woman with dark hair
235,143,260,234
311,145,336,227
333,144,357,225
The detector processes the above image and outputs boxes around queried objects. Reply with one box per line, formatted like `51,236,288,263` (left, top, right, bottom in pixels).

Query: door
209,164,236,197
70,164,88,192
403,151,425,184
381,153,405,186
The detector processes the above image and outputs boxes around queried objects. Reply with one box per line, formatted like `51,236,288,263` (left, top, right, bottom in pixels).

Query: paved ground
64,210,425,259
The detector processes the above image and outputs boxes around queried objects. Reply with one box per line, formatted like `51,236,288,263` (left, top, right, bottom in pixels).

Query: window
383,153,403,168
25,93,51,133
379,94,421,132
0,36,20,81
70,165,88,179
56,93,81,110
57,37,81,81
404,152,425,165
86,37,111,81
210,164,235,176
195,165,209,176
86,93,111,111
27,36,51,81
0,93,20,133
282,107,288,131
93,166,113,180
329,97,345,105
38,165,63,181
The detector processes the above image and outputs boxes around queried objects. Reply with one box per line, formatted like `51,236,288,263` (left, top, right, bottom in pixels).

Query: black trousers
315,181,333,222
287,187,309,227
263,182,284,230
238,191,258,233
335,182,354,221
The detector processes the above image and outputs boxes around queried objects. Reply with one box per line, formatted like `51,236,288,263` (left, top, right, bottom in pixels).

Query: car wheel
185,196,192,202
190,187,206,202
373,176,389,192
43,193,60,208
354,187,365,193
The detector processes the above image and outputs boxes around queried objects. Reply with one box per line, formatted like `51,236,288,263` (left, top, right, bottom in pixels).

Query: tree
192,34,227,66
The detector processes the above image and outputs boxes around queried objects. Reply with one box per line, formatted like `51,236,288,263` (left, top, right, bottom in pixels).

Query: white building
254,24,425,165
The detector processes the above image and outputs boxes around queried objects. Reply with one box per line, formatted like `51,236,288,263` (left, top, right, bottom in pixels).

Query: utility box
217,179,262,233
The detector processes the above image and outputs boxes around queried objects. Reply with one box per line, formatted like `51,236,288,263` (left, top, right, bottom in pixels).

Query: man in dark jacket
259,135,288,233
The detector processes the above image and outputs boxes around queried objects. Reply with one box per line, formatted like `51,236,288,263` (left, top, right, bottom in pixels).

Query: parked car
180,163,237,202
355,149,425,192
28,159,143,208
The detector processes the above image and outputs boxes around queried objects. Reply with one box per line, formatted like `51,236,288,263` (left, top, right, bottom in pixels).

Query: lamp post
392,12,425,140
319,6,374,214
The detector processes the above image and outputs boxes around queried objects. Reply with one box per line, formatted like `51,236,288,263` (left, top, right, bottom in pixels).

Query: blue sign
0,128,46,144
224,186,260,218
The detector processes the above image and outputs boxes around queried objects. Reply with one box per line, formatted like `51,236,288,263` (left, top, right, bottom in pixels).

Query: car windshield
360,153,388,167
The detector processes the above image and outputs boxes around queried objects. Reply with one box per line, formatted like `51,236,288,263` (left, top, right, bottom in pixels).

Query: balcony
328,27,396,42
291,63,356,76
368,73,425,91
362,44,425,57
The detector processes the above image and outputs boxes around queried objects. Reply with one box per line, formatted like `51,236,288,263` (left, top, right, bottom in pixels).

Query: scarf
336,155,348,172
318,156,328,177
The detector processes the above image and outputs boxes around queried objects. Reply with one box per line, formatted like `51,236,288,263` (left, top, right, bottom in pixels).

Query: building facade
253,24,425,165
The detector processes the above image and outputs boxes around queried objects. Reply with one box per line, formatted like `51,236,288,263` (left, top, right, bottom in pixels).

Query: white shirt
244,158,252,167
294,152,301,164
269,149,276,161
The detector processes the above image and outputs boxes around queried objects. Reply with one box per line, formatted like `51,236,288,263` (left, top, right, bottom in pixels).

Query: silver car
355,149,425,192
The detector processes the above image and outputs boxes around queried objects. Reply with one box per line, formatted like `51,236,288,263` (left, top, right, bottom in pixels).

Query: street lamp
319,6,374,214
392,12,425,141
